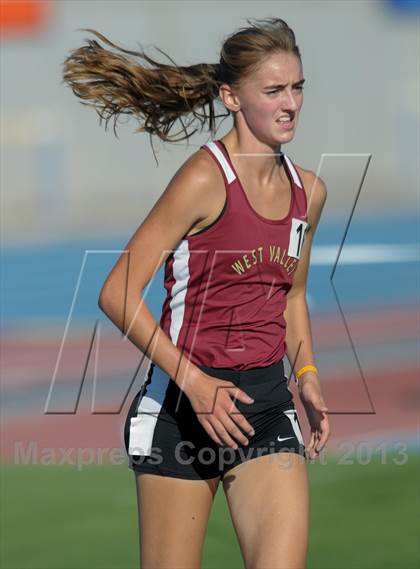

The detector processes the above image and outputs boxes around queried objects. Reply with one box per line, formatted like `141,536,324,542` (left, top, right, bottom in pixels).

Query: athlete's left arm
283,169,327,387
283,169,330,457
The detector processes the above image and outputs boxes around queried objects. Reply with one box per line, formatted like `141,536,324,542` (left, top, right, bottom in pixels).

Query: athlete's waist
197,356,286,385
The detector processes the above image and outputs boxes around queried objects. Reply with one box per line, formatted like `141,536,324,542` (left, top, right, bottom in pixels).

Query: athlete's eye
266,85,304,95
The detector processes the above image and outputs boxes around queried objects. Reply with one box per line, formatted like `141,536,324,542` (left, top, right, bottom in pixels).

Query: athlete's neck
219,135,286,188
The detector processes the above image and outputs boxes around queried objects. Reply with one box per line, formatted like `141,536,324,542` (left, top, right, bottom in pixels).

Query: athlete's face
233,51,304,146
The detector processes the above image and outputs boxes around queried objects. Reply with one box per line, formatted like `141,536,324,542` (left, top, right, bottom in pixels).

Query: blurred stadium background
1,1,419,568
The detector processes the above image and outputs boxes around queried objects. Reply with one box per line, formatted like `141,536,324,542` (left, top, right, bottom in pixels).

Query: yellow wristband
295,365,318,381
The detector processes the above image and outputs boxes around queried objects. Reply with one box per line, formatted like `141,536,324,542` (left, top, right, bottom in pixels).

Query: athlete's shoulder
165,144,223,198
294,164,327,207
184,142,222,175
155,143,225,234
173,144,224,190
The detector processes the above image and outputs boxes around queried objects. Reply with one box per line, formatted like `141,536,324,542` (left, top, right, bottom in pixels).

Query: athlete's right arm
98,150,255,449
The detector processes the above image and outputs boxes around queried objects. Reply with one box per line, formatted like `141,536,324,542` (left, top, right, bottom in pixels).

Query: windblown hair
61,17,301,162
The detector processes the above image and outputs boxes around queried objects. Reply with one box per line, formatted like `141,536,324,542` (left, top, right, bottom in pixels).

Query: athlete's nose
282,87,299,113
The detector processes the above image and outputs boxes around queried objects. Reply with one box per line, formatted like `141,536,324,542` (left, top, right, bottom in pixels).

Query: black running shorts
123,357,307,480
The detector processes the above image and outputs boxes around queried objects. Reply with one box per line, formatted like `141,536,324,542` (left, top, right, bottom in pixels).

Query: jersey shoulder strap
200,141,236,186
282,154,304,190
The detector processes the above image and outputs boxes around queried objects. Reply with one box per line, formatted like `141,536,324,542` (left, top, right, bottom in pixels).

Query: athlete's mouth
275,115,295,129
275,113,295,123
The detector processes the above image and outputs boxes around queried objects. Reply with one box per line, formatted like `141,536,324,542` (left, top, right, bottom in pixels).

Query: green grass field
1,452,419,569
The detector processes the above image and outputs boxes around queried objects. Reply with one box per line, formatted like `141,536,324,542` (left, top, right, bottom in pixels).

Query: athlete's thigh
135,471,221,569
222,452,309,569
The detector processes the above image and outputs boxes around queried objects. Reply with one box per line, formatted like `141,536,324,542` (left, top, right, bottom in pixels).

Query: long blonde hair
61,17,301,163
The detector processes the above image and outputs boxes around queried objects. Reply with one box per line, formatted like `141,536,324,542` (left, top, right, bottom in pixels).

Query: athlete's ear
219,83,241,113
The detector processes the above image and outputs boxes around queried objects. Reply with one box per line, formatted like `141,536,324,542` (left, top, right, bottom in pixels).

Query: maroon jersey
159,139,309,370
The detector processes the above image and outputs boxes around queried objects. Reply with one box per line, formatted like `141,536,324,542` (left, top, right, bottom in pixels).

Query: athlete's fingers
201,418,224,446
218,410,251,446
316,424,330,452
209,416,239,449
314,431,321,454
307,430,317,457
223,402,255,438
315,414,330,446
198,413,224,445
307,430,316,450
226,386,254,405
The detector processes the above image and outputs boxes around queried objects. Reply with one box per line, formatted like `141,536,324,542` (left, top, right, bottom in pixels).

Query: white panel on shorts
206,141,236,184
129,364,170,455
283,409,304,446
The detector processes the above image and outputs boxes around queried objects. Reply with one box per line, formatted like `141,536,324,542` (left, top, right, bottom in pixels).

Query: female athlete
63,16,330,569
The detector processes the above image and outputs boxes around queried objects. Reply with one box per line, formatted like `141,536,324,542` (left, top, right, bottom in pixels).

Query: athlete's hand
298,374,330,459
181,370,255,449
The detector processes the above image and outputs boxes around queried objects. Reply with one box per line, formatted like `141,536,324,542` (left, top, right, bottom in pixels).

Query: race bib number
288,217,309,259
